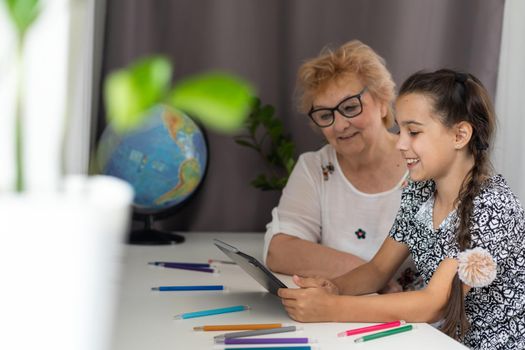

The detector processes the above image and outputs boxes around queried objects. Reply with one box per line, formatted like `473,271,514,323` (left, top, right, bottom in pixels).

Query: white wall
0,4,18,191
494,0,525,202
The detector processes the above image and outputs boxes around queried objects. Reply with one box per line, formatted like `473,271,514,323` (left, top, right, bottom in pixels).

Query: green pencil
354,324,413,343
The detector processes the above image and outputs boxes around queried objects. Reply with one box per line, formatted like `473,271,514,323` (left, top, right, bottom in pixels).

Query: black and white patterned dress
389,174,525,349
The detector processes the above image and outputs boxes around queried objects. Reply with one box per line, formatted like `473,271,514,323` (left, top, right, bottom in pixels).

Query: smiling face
312,74,388,158
395,93,458,182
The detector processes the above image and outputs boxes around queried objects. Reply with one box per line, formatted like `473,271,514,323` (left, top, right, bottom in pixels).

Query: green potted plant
234,98,296,191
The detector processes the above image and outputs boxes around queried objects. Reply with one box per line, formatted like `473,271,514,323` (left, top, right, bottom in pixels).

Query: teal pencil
174,305,249,319
224,347,312,350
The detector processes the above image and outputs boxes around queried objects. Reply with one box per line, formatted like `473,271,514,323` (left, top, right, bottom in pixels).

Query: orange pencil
193,323,285,331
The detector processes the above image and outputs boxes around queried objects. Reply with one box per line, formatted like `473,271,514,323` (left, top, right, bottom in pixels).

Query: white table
111,232,467,349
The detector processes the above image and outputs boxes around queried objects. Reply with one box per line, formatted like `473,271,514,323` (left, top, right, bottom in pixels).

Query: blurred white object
0,0,100,191
0,175,133,350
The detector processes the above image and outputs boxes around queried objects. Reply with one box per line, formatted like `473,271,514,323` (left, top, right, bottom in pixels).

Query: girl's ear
454,121,473,149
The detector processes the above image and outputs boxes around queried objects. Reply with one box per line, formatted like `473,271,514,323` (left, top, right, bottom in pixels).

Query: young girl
278,69,525,349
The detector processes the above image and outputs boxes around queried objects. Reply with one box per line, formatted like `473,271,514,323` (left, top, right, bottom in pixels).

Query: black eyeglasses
308,87,367,128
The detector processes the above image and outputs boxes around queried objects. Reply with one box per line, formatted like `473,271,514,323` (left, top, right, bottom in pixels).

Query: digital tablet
213,239,287,296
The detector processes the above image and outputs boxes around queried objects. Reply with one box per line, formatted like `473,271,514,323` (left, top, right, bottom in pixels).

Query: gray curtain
97,0,504,232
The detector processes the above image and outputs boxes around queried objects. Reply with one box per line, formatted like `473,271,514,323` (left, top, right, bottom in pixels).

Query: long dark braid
441,150,489,338
399,69,495,339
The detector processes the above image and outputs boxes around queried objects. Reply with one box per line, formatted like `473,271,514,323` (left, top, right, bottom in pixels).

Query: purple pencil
148,262,210,268
161,265,216,273
224,337,310,345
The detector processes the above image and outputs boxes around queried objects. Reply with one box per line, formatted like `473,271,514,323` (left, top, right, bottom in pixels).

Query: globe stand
128,215,185,245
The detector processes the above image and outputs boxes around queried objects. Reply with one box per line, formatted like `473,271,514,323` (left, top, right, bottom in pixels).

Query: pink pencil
337,320,406,337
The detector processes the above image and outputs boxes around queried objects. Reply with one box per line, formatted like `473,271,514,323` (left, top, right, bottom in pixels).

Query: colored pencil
354,324,414,343
151,285,224,291
224,347,313,350
194,323,283,331
224,337,309,345
214,326,298,342
157,264,217,273
174,305,249,320
149,261,210,268
338,320,406,337
208,259,236,265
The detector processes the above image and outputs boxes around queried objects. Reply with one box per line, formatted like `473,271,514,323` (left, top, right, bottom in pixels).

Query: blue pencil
151,285,224,291
174,305,250,319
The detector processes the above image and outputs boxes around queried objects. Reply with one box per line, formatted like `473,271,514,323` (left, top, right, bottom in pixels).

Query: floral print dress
389,175,525,349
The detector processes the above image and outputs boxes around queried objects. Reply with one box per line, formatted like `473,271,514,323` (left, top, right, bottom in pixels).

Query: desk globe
98,105,208,244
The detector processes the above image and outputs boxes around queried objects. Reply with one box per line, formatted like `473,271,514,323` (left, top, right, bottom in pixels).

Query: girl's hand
277,276,339,322
292,275,339,295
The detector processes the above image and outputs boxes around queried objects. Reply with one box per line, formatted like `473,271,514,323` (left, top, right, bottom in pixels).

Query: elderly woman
264,40,418,291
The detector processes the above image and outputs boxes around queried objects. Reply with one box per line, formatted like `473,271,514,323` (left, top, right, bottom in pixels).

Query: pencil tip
193,326,203,331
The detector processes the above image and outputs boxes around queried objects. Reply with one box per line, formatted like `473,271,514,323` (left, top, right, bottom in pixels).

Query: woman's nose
332,111,351,130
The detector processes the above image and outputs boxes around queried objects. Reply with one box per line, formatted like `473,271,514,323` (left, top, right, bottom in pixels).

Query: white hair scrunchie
457,247,497,288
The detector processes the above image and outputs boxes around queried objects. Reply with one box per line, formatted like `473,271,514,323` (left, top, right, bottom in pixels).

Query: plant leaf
104,56,172,134
233,97,297,191
268,124,283,142
234,139,259,151
169,72,255,133
251,174,287,191
4,0,41,38
285,158,296,174
251,174,272,191
277,140,294,161
259,104,275,122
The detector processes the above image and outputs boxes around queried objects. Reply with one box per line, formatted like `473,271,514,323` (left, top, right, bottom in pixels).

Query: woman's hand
277,275,340,322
